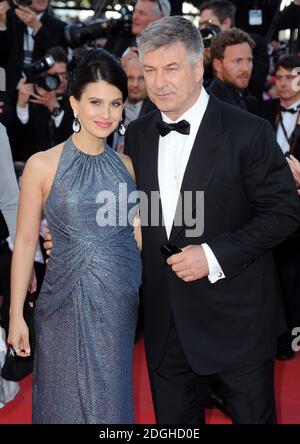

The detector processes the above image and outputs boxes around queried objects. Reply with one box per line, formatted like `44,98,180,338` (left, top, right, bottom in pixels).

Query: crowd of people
1,0,300,424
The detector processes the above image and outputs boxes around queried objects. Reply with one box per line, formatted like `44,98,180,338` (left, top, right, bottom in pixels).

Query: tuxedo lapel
169,95,230,243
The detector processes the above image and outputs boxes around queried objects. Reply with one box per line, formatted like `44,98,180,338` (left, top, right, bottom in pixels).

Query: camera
1,0,33,7
64,5,132,49
200,24,221,49
12,0,32,6
23,55,60,91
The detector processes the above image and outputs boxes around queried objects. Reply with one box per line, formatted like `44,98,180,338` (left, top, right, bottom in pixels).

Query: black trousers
148,317,277,424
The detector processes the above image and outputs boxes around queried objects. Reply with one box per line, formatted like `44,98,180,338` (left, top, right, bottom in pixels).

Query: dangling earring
118,120,126,136
72,112,81,133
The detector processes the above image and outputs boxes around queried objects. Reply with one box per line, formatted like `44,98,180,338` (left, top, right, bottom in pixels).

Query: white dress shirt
277,98,300,154
17,103,65,128
23,12,43,66
158,88,225,283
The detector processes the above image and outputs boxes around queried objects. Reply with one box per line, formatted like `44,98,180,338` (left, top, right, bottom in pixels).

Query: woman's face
71,80,124,139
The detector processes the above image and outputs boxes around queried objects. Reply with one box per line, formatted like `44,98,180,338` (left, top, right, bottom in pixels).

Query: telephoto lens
34,74,60,91
13,0,32,6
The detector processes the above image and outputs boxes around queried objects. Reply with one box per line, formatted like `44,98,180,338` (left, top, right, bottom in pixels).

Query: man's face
126,59,147,104
29,0,49,14
141,41,203,121
199,9,221,30
275,66,300,103
47,62,68,95
132,0,161,36
213,43,253,90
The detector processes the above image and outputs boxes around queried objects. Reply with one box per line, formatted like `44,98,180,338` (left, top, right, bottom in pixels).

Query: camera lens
35,74,59,91
13,0,32,6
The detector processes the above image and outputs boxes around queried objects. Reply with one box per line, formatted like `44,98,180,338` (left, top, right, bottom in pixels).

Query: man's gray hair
138,16,204,63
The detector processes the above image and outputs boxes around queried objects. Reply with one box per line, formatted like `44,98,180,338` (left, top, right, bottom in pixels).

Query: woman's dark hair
68,48,128,101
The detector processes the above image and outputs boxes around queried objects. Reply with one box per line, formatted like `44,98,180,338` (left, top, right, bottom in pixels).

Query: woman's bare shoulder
25,143,65,175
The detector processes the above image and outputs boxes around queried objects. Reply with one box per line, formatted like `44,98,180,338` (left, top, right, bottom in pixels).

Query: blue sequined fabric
32,137,141,424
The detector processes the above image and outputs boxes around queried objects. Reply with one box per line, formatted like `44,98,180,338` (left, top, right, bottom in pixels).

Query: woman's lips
94,121,112,128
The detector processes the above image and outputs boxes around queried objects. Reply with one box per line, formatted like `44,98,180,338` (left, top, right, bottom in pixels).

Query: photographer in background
15,46,73,160
105,0,171,60
0,0,67,104
199,1,269,101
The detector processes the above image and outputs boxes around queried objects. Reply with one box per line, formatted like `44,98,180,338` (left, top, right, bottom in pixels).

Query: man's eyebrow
143,62,179,68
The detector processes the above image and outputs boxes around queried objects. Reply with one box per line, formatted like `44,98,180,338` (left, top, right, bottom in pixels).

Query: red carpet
0,338,299,424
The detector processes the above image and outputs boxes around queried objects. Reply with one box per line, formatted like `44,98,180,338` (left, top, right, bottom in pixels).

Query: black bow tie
156,119,190,137
280,105,299,114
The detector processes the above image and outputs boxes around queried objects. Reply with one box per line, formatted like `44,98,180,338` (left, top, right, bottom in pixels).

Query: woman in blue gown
8,49,142,424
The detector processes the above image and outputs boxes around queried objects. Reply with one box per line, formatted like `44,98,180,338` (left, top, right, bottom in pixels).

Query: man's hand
15,5,42,33
43,230,53,256
167,245,209,282
0,1,10,28
17,78,34,108
30,87,59,113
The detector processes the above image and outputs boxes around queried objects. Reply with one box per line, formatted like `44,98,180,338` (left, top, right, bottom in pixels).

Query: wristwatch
51,106,62,117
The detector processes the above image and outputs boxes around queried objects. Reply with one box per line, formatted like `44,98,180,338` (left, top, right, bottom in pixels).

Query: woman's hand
286,155,300,194
8,317,31,357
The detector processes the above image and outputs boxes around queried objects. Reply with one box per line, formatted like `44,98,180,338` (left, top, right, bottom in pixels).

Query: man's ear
195,56,204,82
212,58,223,78
222,18,232,30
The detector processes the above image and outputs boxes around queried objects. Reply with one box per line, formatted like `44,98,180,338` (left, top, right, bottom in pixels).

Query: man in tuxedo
262,53,300,360
125,16,300,424
262,54,300,160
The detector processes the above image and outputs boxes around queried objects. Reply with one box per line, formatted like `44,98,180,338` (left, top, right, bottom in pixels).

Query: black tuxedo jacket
0,9,67,98
209,78,258,115
14,95,73,161
125,94,300,374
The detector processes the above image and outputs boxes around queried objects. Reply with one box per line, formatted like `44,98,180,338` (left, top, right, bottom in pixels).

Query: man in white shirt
125,16,300,424
262,54,300,361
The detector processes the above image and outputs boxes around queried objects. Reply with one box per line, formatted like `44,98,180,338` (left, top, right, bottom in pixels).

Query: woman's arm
8,153,46,356
0,123,19,242
119,153,142,251
133,212,142,251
